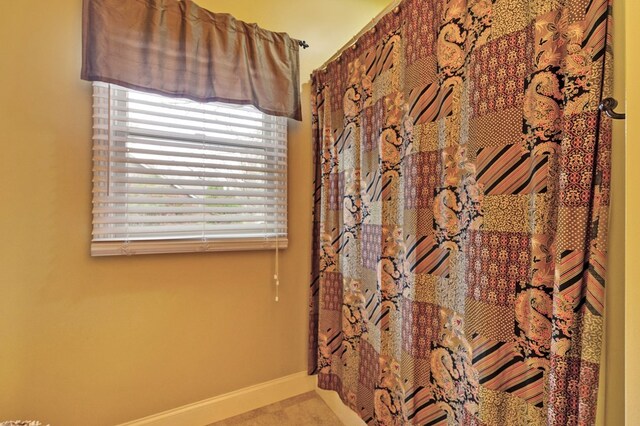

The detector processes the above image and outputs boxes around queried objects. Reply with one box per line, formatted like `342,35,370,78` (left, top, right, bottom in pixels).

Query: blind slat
93,206,283,214
102,166,285,181
93,155,283,173
97,187,284,198
98,145,286,167
102,118,285,143
97,104,287,135
93,196,286,205
94,214,285,224
108,176,281,190
93,102,286,134
91,238,288,256
102,134,287,158
94,85,284,126
93,223,286,236
92,128,285,151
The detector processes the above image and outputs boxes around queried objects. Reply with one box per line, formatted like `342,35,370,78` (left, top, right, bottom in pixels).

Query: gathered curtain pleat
82,0,301,120
308,0,614,424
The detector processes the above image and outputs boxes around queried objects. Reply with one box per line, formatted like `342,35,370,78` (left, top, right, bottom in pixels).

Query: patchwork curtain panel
308,0,613,425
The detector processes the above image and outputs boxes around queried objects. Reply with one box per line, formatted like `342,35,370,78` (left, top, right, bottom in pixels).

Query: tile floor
208,392,344,426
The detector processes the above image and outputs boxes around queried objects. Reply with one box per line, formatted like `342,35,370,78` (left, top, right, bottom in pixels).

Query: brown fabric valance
82,0,301,120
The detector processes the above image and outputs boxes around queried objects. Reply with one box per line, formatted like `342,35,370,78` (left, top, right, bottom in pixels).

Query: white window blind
91,82,288,256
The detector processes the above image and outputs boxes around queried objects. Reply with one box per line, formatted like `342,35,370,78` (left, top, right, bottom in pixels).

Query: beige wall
596,0,626,424
0,1,388,425
626,0,639,423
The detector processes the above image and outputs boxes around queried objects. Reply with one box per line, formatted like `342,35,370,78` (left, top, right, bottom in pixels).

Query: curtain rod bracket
599,97,626,119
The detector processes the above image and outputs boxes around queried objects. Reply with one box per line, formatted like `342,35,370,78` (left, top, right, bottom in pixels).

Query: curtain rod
315,0,403,72
180,0,310,49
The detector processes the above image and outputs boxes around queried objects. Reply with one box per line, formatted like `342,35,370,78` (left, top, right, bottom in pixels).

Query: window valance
82,0,301,120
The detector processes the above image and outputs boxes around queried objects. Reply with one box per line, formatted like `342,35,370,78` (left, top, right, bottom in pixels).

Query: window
91,82,288,256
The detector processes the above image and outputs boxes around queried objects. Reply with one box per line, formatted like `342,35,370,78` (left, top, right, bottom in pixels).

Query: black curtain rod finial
298,40,309,49
599,97,626,120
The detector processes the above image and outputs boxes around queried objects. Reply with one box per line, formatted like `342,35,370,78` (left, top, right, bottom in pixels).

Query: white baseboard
314,384,366,426
117,371,316,426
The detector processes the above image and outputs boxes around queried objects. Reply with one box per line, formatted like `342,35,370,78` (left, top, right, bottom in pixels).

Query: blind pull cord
274,228,280,302
123,86,131,252
200,104,207,250
273,121,280,302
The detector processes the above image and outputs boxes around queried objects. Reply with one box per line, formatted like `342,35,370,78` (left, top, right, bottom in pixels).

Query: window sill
91,237,288,256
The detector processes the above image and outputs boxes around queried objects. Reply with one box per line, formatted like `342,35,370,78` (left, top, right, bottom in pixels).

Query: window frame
90,82,288,256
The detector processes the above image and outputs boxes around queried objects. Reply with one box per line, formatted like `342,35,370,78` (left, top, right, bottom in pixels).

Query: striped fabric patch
365,288,383,328
559,250,588,304
408,82,453,125
323,327,344,357
365,169,383,202
472,335,545,407
334,125,353,155
380,174,397,202
586,246,606,315
334,228,349,255
362,47,377,80
559,248,605,315
365,168,396,202
374,31,400,77
405,386,447,425
406,234,450,277
380,304,393,332
583,0,610,61
362,30,401,80
476,143,548,195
